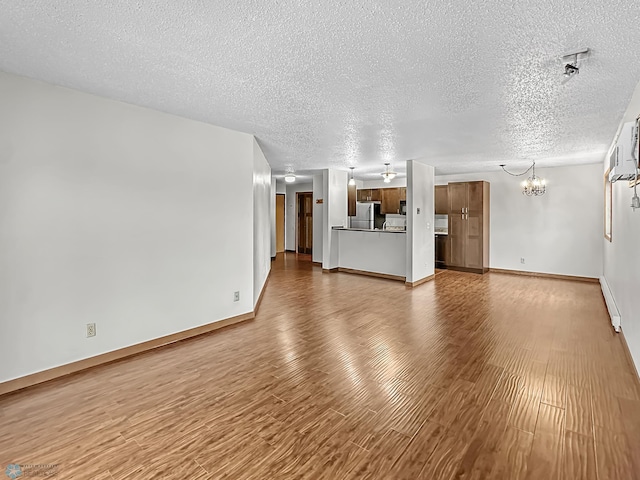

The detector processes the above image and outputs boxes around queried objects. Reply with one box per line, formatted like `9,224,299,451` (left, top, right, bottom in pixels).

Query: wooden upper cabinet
435,185,448,214
348,184,357,216
448,182,467,215
399,187,407,201
381,188,401,214
357,188,380,202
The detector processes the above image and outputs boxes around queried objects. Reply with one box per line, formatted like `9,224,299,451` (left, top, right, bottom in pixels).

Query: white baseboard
600,276,621,332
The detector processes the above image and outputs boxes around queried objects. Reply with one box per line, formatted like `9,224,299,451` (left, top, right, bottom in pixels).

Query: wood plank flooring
1,253,639,479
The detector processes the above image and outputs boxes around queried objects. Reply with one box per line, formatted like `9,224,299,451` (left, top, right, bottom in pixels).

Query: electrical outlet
234,291,240,302
86,323,96,337
520,257,525,264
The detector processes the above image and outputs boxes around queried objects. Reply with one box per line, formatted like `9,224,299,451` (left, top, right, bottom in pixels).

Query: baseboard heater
600,276,621,332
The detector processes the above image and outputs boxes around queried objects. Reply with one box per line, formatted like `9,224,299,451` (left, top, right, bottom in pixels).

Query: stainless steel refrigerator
350,202,375,229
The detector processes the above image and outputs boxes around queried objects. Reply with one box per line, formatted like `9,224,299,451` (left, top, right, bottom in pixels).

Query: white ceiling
1,1,639,179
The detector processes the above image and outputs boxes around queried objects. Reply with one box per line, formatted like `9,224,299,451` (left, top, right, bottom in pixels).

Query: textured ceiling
1,1,640,179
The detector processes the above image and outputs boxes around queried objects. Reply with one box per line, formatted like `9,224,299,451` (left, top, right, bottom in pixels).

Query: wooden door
348,184,357,216
381,188,400,214
435,185,449,214
276,194,285,253
297,192,313,254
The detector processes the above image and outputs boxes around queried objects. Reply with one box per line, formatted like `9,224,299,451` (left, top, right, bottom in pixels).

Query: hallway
1,254,639,479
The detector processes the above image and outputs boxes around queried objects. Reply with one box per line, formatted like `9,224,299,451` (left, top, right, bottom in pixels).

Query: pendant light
348,167,356,186
500,161,546,196
381,163,397,183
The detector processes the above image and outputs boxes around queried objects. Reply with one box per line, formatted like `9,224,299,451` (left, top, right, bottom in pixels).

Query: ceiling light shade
522,174,546,196
348,166,356,186
284,174,296,183
381,163,397,183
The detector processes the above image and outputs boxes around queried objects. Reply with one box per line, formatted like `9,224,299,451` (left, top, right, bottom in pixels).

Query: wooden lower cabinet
447,181,489,273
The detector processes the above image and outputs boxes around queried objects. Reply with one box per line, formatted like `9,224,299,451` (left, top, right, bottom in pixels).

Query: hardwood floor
1,253,639,479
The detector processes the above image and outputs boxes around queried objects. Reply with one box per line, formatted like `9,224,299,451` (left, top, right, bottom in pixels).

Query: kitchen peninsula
330,227,407,281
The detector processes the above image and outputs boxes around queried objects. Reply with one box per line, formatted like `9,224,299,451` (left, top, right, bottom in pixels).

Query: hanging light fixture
284,173,296,183
500,161,546,196
348,167,356,186
381,163,397,183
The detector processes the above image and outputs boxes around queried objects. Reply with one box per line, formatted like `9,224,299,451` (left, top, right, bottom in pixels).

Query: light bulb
348,177,356,186
384,176,391,183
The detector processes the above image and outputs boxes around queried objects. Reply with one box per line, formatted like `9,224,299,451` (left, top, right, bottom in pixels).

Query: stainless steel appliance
350,202,376,229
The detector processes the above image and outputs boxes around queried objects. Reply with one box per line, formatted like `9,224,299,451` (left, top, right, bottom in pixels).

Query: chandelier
381,163,397,183
500,161,546,196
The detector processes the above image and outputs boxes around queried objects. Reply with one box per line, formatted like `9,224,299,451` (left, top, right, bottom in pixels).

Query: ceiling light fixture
500,161,546,196
284,173,296,183
560,47,589,83
381,163,397,183
348,167,356,186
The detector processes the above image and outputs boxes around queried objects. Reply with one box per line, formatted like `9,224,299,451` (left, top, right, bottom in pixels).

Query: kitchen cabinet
399,187,406,201
447,181,490,273
348,184,357,216
381,188,401,214
435,185,448,214
357,188,381,202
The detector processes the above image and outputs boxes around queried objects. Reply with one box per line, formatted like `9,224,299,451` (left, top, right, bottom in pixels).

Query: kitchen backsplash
435,214,448,233
385,214,406,229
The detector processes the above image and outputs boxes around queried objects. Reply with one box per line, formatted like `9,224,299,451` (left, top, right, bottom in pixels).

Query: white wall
284,182,313,251
361,177,406,189
603,80,640,372
312,173,324,263
0,72,257,382
322,169,348,269
406,160,435,283
270,176,277,258
253,139,272,306
436,163,603,279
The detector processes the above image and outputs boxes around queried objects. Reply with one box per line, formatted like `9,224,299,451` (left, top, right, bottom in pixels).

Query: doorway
276,194,285,253
297,192,313,255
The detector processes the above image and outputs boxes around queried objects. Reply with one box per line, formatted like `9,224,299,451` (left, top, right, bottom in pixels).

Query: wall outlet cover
86,323,96,337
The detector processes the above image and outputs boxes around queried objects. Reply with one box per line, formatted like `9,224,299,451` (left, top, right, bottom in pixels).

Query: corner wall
253,139,272,306
0,72,257,383
436,163,603,279
312,174,324,263
322,169,348,269
406,160,435,283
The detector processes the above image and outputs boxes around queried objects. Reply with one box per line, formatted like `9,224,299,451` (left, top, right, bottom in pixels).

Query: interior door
297,192,313,254
276,194,285,253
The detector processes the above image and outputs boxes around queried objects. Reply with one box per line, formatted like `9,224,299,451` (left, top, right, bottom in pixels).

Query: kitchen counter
332,228,406,280
333,227,406,233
